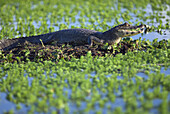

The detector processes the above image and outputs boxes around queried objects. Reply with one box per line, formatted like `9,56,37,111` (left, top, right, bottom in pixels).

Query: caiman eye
124,22,128,26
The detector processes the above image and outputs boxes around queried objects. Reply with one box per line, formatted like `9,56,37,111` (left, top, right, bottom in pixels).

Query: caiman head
103,22,145,44
115,22,145,37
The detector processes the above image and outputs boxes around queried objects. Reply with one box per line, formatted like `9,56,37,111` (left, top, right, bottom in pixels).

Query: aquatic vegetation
0,38,169,63
0,0,169,113
0,0,169,39
0,44,169,113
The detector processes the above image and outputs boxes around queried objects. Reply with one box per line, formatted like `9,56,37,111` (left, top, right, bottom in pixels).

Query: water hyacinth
0,0,170,113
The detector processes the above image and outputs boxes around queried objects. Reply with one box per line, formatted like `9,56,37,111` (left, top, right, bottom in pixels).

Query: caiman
0,22,146,50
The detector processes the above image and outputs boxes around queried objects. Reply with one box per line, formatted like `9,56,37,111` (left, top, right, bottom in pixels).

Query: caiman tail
0,32,55,50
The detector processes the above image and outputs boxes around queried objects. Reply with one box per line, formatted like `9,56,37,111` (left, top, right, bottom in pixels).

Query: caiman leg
88,36,105,46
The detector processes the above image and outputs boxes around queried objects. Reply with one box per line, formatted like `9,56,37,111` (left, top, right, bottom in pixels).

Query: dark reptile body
0,23,145,50
0,29,114,50
52,29,101,44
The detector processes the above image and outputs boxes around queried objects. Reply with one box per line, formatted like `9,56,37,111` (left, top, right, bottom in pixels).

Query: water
0,4,169,42
0,93,29,113
0,2,169,114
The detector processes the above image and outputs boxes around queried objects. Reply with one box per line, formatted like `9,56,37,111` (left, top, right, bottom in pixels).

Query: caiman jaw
116,22,145,37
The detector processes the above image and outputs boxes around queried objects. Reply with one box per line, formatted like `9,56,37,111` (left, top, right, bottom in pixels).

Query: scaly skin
0,22,145,50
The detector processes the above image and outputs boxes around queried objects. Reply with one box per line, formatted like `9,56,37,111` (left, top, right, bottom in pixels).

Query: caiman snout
116,23,146,37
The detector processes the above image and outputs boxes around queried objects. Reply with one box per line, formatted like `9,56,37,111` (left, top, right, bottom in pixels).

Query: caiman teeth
119,25,145,30
121,28,144,37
